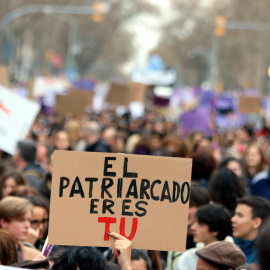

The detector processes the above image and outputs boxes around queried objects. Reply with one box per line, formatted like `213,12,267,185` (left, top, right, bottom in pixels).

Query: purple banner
180,108,212,136
215,113,246,129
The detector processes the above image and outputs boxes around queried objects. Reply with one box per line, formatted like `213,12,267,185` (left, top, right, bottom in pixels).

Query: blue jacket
234,237,257,263
251,168,270,200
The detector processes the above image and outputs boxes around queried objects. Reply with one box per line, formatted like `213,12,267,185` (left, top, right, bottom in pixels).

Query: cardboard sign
49,151,192,252
106,84,132,107
0,65,9,88
239,96,261,114
0,86,40,155
54,90,94,117
130,82,148,102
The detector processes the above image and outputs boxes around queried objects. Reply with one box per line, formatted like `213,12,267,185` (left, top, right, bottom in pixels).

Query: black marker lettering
59,177,70,197
69,176,85,198
85,178,98,198
104,157,116,177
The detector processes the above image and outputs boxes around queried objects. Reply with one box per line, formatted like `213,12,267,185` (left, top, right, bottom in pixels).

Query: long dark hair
210,168,245,212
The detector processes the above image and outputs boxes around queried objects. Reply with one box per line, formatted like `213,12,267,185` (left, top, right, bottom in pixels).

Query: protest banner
0,86,40,155
180,108,212,136
239,96,261,114
33,76,69,98
0,65,9,88
130,82,148,102
106,83,132,107
54,90,94,117
48,151,192,252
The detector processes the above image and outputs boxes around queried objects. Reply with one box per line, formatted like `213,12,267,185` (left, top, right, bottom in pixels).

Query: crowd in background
1,106,270,269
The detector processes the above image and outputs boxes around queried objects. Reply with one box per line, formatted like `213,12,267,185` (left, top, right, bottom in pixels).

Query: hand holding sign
109,231,132,270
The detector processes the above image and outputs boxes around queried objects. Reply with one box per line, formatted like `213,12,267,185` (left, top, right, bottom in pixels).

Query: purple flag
180,108,212,136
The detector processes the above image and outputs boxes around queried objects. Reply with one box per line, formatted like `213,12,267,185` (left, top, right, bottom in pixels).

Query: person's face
227,161,242,177
231,204,259,240
196,257,219,270
245,146,261,168
31,206,49,239
187,206,197,235
2,177,17,197
54,131,70,150
131,258,147,270
191,219,217,245
151,136,161,151
236,128,249,142
36,145,48,171
1,210,32,242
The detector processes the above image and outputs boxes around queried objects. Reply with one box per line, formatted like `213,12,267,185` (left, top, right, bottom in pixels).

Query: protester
175,204,232,270
167,184,210,270
13,140,45,189
251,145,270,200
52,246,108,270
195,241,246,270
0,171,27,199
209,168,245,214
130,249,152,270
0,196,40,261
231,196,270,263
244,143,268,190
53,130,72,151
255,218,270,270
219,156,246,182
103,126,117,153
147,250,164,270
27,195,50,250
36,142,54,173
190,150,217,188
236,125,254,146
84,121,111,152
186,184,210,249
0,228,18,265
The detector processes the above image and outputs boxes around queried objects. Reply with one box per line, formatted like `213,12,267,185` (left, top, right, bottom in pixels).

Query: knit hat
195,241,246,269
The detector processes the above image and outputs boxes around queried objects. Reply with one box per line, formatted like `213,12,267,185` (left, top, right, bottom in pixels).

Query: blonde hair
0,196,33,222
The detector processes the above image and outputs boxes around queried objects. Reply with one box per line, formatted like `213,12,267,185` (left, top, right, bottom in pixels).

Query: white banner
0,85,40,155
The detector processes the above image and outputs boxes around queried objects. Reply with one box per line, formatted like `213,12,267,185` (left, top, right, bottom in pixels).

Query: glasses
30,218,49,229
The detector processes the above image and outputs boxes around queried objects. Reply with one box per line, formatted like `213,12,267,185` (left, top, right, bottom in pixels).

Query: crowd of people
1,107,270,269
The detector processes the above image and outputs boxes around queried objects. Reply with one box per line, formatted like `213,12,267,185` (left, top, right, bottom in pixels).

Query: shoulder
252,169,269,185
20,243,40,260
176,248,198,270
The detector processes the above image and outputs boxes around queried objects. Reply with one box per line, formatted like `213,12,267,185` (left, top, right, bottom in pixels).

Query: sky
122,0,173,74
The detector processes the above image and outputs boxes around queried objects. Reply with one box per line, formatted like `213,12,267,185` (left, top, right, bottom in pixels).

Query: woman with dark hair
26,195,50,251
0,171,27,199
210,168,245,214
219,156,247,190
52,246,108,270
190,150,217,188
219,157,245,178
